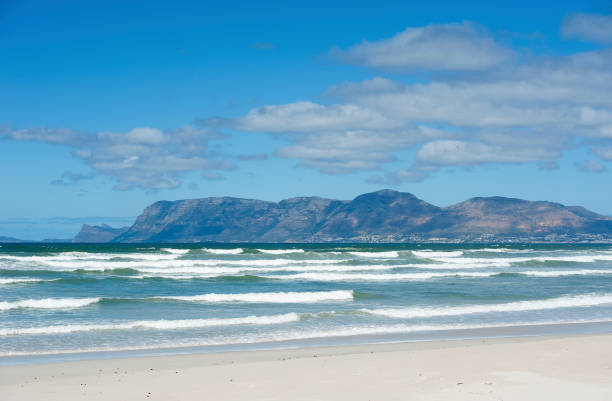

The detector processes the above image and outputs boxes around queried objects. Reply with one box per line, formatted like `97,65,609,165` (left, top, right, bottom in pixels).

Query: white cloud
221,26,612,182
234,101,400,132
332,21,514,71
5,18,612,189
593,147,612,160
562,13,612,44
1,125,234,190
415,139,561,166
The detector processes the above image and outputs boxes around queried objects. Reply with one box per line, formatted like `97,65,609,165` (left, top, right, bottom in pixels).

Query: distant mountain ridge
110,190,612,243
73,224,130,243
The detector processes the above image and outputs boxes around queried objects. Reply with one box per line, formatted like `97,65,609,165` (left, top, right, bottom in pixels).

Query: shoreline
2,319,612,366
2,332,611,400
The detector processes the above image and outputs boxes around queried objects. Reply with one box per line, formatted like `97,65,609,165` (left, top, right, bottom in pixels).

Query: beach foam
161,248,190,255
202,248,244,255
362,293,612,319
257,249,305,254
156,290,354,303
0,297,100,311
0,278,53,285
412,250,464,258
349,251,399,258
269,272,496,281
0,313,300,336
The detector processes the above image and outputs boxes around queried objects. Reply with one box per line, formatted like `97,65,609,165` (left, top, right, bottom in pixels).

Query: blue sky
1,0,612,239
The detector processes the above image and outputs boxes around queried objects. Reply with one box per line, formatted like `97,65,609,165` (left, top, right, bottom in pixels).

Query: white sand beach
2,334,611,401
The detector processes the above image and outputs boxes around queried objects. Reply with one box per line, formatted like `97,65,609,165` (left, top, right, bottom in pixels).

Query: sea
1,243,612,363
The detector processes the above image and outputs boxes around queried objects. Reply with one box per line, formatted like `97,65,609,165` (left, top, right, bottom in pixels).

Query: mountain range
70,189,612,243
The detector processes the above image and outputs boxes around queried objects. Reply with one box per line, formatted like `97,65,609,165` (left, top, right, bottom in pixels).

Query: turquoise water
1,243,612,359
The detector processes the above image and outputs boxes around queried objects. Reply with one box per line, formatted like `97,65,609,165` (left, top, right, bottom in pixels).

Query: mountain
73,224,130,243
0,236,28,243
112,190,612,243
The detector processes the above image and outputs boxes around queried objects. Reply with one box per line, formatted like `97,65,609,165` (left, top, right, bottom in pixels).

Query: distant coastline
3,189,612,244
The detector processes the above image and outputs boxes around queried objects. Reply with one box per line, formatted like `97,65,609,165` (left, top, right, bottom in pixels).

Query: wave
124,268,612,281
7,318,612,356
412,250,463,258
349,251,399,258
156,290,354,303
256,249,305,254
135,263,410,276
0,252,180,262
427,254,612,266
17,258,345,270
0,278,55,285
362,293,612,319
268,272,496,281
202,248,244,255
161,248,190,255
0,297,100,311
518,269,612,277
473,248,533,253
0,313,300,336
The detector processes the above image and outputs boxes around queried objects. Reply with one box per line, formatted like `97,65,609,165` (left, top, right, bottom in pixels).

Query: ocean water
1,243,612,360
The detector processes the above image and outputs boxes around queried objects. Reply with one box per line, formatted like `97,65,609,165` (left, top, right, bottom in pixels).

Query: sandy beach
1,334,611,401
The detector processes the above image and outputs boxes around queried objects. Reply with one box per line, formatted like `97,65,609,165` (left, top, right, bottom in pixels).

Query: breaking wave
202,248,244,255
349,251,399,258
269,272,497,281
412,250,464,258
156,290,354,303
362,293,612,319
0,297,101,311
0,313,300,336
257,249,305,254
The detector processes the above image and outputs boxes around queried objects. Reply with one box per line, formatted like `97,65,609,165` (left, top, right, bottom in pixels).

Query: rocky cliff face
73,224,129,243
112,190,612,243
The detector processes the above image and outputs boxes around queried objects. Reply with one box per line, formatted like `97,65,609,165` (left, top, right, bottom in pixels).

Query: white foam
136,263,410,276
0,252,180,262
349,251,399,258
474,248,533,253
157,290,354,303
518,269,612,277
202,248,244,255
0,278,53,285
161,248,190,255
29,258,345,270
7,318,611,356
412,250,464,258
362,293,612,319
0,297,100,311
269,272,496,281
256,249,305,254
428,254,612,266
0,313,300,336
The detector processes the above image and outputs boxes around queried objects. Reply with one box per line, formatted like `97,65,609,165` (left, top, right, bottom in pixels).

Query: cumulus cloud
234,101,400,133
332,21,514,71
217,21,612,182
1,125,234,190
5,17,612,189
562,13,612,44
415,140,560,166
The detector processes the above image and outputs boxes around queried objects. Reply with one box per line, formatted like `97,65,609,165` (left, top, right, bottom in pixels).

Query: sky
1,0,612,240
